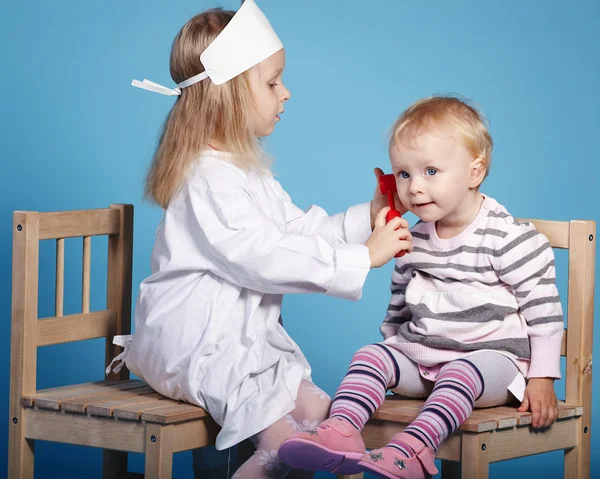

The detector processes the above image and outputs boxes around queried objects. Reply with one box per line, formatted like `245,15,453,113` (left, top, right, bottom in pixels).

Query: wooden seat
338,219,595,479
373,397,583,433
20,379,211,423
8,205,218,479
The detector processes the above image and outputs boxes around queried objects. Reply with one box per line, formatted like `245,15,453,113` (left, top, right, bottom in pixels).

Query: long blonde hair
145,9,264,208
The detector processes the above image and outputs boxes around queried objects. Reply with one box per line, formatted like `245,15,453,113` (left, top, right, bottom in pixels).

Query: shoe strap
396,433,439,475
322,417,355,437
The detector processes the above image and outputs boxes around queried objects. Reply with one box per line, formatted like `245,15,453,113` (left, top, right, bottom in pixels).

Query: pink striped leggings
330,343,522,450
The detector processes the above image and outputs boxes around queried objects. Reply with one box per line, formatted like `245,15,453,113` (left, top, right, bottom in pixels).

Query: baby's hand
366,207,412,268
517,378,558,429
370,167,408,230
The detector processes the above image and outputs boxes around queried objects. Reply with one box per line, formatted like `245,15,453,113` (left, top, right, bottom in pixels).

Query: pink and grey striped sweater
381,195,564,379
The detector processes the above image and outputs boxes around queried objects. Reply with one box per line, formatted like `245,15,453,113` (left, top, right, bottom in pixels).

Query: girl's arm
495,221,563,429
186,172,371,299
494,222,564,379
271,177,373,246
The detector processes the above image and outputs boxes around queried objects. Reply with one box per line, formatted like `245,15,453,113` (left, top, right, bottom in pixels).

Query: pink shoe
358,433,438,479
278,417,366,474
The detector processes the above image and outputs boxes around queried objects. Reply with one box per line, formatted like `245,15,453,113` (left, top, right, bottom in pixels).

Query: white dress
117,150,372,449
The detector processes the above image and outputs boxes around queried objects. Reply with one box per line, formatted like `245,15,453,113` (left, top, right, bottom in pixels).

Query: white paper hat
132,0,283,96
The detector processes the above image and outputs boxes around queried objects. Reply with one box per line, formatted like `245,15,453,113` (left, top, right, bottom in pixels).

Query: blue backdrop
1,1,598,477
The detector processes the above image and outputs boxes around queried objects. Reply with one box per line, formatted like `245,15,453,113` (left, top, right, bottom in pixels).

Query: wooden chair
337,218,595,479
8,204,218,479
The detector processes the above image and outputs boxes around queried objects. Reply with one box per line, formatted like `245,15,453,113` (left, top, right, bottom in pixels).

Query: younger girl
279,96,564,479
108,2,411,478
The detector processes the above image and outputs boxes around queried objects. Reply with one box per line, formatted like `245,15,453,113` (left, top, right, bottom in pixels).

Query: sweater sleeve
494,220,564,379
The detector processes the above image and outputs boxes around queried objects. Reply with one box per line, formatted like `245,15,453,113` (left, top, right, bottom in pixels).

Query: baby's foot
358,432,438,479
278,417,366,474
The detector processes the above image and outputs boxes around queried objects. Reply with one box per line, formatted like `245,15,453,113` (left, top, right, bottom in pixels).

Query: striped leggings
330,343,520,451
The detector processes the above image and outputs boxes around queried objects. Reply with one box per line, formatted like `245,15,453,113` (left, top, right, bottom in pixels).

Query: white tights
232,379,332,479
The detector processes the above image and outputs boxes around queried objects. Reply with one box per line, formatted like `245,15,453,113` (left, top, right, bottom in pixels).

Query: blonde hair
145,9,265,208
390,95,493,179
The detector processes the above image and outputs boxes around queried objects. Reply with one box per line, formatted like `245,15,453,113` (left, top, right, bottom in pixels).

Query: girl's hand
366,207,412,268
370,167,408,230
517,378,559,429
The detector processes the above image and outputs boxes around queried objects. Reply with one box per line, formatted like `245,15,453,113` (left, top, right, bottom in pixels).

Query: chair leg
564,447,579,479
8,417,34,479
564,417,590,479
441,460,461,478
145,423,174,479
103,450,128,479
460,433,489,479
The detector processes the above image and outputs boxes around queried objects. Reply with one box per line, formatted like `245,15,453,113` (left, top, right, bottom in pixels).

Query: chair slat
21,380,124,407
38,209,121,240
373,398,583,433
55,239,64,316
36,310,116,346
557,402,583,419
61,385,155,414
374,398,498,432
82,236,91,313
489,406,533,426
88,392,165,418
467,409,517,430
26,380,145,410
519,218,570,249
113,398,180,421
141,403,209,425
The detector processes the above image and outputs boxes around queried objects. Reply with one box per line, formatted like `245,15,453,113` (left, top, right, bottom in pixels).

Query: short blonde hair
390,96,493,179
146,9,265,208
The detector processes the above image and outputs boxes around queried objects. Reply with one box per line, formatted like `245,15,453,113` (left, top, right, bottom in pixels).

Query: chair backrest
9,204,134,421
519,219,595,434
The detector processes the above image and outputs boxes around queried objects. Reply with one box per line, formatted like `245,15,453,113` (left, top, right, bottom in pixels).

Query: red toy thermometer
378,173,406,258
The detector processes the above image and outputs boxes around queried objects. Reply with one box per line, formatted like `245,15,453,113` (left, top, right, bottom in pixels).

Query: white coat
119,150,372,450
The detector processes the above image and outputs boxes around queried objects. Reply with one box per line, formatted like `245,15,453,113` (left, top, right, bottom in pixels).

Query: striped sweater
381,195,564,379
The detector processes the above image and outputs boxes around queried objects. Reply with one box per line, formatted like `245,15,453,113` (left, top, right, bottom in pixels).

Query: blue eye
399,171,410,179
426,168,437,176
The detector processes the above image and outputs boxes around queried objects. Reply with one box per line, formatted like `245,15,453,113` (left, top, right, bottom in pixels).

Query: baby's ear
469,157,487,188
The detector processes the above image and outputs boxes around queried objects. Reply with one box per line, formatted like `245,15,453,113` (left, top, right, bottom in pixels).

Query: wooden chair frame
8,205,218,479
7,207,595,478
338,219,595,479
